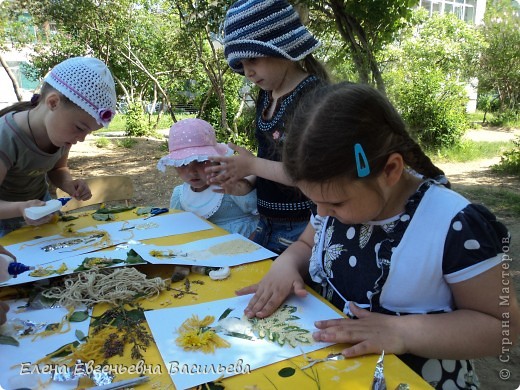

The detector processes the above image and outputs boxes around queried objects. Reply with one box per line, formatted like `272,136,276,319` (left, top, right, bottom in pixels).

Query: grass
97,112,195,133
429,139,511,163
456,185,520,219
466,110,520,128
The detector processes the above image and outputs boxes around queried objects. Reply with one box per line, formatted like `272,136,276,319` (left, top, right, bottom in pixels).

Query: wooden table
0,210,432,389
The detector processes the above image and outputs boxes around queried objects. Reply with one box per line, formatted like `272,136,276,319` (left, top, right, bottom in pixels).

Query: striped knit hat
224,0,321,74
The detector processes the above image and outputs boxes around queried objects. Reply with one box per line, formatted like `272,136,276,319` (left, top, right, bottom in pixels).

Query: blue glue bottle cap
58,197,72,206
8,262,33,277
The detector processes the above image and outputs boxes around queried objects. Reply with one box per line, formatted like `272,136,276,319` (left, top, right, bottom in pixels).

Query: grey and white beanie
44,57,117,127
224,0,321,74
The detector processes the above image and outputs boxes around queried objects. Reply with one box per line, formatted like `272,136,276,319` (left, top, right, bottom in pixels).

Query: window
418,0,479,23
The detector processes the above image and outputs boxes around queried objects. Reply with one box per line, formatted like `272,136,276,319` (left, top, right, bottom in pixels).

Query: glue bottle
0,254,34,282
24,197,71,220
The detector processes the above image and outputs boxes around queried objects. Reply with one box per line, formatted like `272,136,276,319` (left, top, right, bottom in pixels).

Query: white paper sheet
0,301,91,390
144,294,343,389
4,212,213,271
133,233,277,267
0,247,144,287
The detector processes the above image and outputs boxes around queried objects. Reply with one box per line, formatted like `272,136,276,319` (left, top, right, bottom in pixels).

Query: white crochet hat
44,57,117,127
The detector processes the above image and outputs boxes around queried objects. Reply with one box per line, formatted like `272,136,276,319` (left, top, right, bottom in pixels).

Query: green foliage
390,68,468,149
458,185,520,217
303,0,419,89
384,9,480,148
488,110,520,128
492,136,520,175
124,102,151,137
477,93,500,113
0,0,37,50
478,0,520,113
94,136,110,149
116,137,138,149
430,140,511,163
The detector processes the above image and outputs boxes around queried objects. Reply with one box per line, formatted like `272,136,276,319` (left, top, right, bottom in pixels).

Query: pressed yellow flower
179,315,215,332
56,263,68,274
150,250,175,258
176,315,229,353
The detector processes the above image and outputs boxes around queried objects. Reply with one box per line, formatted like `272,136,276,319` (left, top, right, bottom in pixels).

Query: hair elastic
354,143,370,178
30,94,40,105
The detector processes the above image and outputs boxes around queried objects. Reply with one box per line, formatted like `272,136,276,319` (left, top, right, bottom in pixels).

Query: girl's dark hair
302,54,330,83
0,83,72,117
283,82,448,187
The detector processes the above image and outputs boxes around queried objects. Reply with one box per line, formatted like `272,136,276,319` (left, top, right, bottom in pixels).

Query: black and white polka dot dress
309,180,508,389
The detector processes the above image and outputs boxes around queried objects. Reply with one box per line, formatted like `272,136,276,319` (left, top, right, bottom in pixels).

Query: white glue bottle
0,254,34,282
24,197,71,220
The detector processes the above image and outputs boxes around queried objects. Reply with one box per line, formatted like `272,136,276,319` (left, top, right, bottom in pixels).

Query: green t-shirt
0,112,68,201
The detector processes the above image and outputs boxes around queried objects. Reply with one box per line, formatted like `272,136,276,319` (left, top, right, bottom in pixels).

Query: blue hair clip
354,143,370,178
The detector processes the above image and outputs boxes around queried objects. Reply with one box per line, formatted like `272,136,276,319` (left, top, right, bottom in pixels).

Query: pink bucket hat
157,118,230,172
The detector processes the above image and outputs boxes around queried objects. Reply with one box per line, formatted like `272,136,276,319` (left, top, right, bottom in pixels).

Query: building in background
419,0,487,24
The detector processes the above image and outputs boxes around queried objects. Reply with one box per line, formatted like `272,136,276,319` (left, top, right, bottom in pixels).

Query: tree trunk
0,53,23,101
327,0,386,94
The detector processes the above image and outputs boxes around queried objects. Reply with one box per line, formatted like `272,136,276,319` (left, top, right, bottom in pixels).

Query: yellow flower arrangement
176,315,230,353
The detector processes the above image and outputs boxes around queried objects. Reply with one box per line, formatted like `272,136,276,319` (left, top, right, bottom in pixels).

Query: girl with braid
237,83,519,389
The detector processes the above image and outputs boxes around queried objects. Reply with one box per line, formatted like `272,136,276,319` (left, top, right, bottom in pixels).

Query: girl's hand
212,178,254,196
206,143,255,187
236,260,308,319
313,302,407,357
0,245,15,260
69,179,92,201
0,301,9,325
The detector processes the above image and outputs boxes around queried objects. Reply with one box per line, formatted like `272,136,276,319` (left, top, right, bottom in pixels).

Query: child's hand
213,178,254,196
206,143,255,187
69,179,92,201
236,260,307,319
0,301,9,325
0,245,15,260
22,200,54,226
313,302,407,357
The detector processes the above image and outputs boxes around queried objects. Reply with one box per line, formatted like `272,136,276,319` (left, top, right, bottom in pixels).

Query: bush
489,110,520,128
390,70,468,149
124,102,152,137
116,138,137,149
492,136,520,175
94,136,110,148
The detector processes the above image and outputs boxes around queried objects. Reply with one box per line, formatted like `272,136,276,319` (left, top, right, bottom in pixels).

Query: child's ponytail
0,100,34,117
302,54,330,83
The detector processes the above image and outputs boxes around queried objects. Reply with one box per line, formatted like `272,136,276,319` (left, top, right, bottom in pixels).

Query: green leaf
92,213,111,221
278,367,295,377
69,311,89,322
136,207,153,215
75,329,87,341
126,249,145,264
218,307,234,321
46,341,80,358
0,334,19,346
203,382,225,390
45,323,60,331
223,331,253,340
60,215,79,221
95,206,135,214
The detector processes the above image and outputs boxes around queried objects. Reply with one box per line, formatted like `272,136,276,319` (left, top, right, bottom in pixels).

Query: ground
65,128,520,389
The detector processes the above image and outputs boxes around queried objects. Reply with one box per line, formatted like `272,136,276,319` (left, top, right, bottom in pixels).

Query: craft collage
0,209,378,390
